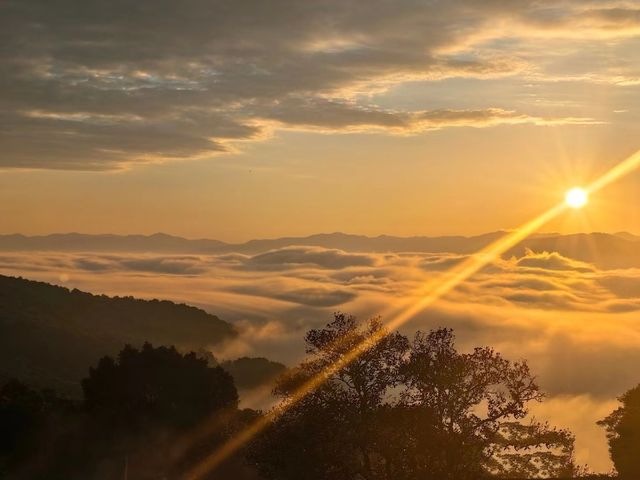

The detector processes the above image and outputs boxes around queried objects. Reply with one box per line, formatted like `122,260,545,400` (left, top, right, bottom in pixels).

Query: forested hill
0,274,236,394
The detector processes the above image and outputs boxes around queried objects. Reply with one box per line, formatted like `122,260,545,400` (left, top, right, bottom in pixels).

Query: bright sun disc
565,187,588,208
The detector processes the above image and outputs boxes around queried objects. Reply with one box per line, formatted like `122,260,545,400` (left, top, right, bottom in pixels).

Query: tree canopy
83,343,238,430
250,313,578,480
599,385,640,478
0,312,590,480
0,343,257,480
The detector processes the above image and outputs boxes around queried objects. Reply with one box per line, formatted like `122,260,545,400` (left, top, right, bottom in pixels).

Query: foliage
251,314,408,480
81,343,242,479
83,343,238,430
489,421,578,478
0,343,257,479
0,304,597,480
250,314,579,480
0,379,77,478
599,384,640,478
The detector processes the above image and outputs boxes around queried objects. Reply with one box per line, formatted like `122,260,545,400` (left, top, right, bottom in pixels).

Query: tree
373,328,577,479
599,384,640,478
83,342,238,430
399,328,549,479
0,379,78,479
81,342,241,479
489,421,578,478
251,315,578,480
0,344,260,480
0,380,48,468
250,313,408,480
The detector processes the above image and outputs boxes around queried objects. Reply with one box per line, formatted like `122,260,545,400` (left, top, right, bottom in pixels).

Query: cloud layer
2,245,640,391
3,242,640,470
3,0,635,170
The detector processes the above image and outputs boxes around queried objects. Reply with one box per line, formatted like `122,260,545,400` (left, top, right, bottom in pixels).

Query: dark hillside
0,275,236,394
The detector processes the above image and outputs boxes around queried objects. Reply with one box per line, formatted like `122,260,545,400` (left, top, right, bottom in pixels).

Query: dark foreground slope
0,274,236,394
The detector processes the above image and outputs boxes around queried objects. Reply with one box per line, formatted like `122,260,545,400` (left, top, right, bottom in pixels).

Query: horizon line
0,229,637,244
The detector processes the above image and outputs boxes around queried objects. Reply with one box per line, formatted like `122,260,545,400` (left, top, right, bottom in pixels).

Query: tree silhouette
250,314,578,480
0,379,78,479
0,344,260,480
399,328,550,479
489,421,578,478
0,318,584,480
250,313,408,480
81,343,241,479
83,342,238,430
599,384,640,478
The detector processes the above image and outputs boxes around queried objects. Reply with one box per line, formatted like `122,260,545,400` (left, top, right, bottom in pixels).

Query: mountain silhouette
1,231,638,268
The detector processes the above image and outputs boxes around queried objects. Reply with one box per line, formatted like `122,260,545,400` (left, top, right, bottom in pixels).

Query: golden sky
1,0,640,240
4,2,640,472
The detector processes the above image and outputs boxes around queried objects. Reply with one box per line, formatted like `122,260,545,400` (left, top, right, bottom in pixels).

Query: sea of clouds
3,244,640,470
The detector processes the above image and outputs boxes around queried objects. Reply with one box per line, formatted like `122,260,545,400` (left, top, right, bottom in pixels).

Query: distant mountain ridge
0,231,511,253
1,231,639,268
0,232,228,253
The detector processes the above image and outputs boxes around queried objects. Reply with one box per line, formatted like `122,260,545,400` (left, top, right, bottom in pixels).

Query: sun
565,187,588,209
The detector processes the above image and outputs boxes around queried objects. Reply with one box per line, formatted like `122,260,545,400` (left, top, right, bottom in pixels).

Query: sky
3,0,640,473
1,0,640,240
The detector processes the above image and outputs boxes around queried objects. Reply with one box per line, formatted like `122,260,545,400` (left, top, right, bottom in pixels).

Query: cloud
243,246,376,270
528,6,640,35
597,272,640,298
515,249,595,272
3,243,640,471
73,258,114,272
230,283,357,307
419,253,469,271
9,253,212,276
529,395,619,473
116,257,209,275
2,245,640,379
1,0,624,170
2,245,638,314
0,110,259,170
4,241,640,472
84,255,209,275
263,101,598,133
